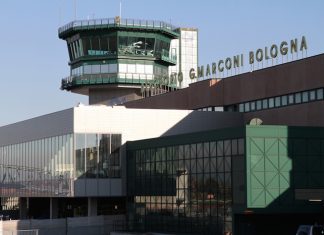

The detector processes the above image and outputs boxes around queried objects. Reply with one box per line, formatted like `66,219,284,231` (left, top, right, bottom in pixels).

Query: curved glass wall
67,33,172,61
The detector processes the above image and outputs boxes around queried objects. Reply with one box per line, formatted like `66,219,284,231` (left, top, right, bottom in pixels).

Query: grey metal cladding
0,108,74,146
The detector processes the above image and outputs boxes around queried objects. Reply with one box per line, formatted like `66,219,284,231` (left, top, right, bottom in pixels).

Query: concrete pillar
19,197,28,219
50,198,58,219
88,197,97,216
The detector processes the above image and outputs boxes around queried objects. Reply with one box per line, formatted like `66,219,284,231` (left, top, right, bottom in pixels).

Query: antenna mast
119,0,122,19
74,0,77,20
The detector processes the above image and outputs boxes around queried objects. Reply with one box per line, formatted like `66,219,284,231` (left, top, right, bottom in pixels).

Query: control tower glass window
109,36,117,55
146,38,155,56
90,37,100,55
118,36,155,56
82,36,117,56
155,39,170,57
100,37,108,55
82,38,91,56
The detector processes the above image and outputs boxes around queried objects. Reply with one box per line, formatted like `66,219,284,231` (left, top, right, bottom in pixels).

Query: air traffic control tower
59,17,181,105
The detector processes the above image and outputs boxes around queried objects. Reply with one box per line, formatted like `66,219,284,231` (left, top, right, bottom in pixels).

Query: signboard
190,36,308,79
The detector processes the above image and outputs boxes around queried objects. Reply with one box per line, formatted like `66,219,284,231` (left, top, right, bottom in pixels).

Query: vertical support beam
50,198,58,219
19,197,28,219
88,197,97,216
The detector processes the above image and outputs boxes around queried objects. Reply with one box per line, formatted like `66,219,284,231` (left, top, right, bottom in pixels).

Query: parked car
296,225,324,235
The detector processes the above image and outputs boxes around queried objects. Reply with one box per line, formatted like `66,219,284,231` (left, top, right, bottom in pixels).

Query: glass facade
0,133,121,198
0,134,74,197
75,133,121,178
67,33,172,62
127,138,244,235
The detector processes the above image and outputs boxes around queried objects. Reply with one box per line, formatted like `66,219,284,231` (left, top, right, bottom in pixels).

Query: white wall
73,106,194,143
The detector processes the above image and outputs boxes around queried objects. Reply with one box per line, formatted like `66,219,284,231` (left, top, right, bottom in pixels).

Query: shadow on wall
161,111,244,137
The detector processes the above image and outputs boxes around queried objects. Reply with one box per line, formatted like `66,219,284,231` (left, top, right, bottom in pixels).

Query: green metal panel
246,125,324,211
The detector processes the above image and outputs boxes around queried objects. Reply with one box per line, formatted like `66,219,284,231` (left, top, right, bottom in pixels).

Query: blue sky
0,0,323,126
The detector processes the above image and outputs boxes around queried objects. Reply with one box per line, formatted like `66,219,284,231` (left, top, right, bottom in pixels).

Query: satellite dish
249,118,263,125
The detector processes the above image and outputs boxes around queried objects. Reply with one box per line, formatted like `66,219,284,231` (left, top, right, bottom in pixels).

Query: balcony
61,73,156,90
156,49,177,65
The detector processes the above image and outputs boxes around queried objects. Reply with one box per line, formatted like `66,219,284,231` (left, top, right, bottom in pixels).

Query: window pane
262,99,268,109
101,64,109,73
98,134,110,178
109,64,118,73
145,38,155,56
302,91,309,103
100,36,109,55
118,36,129,55
288,94,294,104
239,104,244,112
110,134,122,177
84,65,91,74
92,65,100,74
128,64,136,73
281,95,288,106
75,134,85,178
310,90,316,101
268,98,274,108
317,88,323,100
275,97,281,107
119,64,127,73
137,64,145,73
69,44,75,60
250,101,255,111
82,38,91,56
244,103,250,112
256,100,262,110
109,36,117,54
91,37,100,55
295,93,301,103
86,134,98,178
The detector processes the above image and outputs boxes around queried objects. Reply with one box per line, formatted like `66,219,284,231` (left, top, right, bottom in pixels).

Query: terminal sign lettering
190,36,308,79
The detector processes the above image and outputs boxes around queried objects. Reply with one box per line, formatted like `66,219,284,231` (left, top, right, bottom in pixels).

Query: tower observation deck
59,17,181,105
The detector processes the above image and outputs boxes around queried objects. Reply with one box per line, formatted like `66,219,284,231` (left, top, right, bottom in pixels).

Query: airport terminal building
124,53,324,235
0,17,324,235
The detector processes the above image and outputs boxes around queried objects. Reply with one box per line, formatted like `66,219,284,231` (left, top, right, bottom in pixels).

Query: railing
159,49,177,64
61,73,178,90
59,18,179,36
61,73,155,90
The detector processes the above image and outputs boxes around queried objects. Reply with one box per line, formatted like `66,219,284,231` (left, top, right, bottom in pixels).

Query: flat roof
58,17,180,38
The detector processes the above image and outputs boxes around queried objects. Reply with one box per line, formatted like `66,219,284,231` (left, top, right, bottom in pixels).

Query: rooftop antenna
73,0,77,20
119,0,122,19
58,4,62,27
